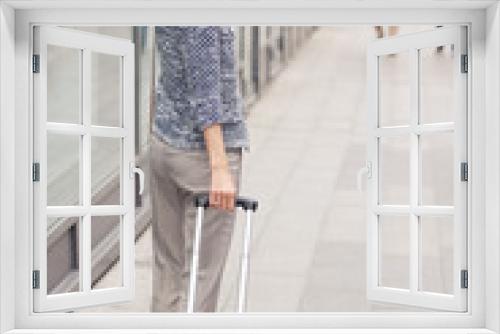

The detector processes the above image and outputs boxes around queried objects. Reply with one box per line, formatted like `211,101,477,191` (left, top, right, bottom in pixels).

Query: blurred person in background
374,25,400,38
150,26,249,312
374,25,446,53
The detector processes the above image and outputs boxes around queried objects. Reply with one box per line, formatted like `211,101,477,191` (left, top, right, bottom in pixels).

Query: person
374,25,399,39
150,26,249,312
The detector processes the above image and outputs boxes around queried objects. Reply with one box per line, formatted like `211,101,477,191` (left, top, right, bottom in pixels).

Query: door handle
130,163,145,195
356,162,372,193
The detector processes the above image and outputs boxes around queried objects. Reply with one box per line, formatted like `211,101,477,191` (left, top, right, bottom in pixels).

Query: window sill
4,329,496,334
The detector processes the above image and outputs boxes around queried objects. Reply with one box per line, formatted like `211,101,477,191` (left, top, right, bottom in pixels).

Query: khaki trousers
150,135,242,312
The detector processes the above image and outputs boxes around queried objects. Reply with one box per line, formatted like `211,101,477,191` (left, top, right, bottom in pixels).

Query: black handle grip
194,194,258,212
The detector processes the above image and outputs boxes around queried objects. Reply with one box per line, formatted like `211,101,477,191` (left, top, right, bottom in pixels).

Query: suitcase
187,194,259,313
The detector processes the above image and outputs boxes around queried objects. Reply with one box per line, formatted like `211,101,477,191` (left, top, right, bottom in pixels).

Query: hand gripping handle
194,193,259,212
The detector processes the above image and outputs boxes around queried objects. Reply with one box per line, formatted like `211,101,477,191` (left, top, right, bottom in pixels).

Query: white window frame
32,26,136,312
0,1,499,333
366,26,468,312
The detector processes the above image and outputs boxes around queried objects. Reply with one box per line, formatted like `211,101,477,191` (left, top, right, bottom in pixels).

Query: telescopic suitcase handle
194,194,259,212
188,193,258,313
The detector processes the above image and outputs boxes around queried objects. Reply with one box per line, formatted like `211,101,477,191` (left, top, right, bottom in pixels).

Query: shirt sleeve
185,26,223,131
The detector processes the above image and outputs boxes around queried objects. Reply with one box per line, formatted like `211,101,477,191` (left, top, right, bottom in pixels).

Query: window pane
136,27,153,152
47,133,81,206
47,45,81,124
421,132,454,206
91,52,122,127
419,45,454,124
91,216,122,289
378,52,410,127
91,137,122,205
47,217,80,295
420,216,453,294
379,215,409,289
379,136,409,204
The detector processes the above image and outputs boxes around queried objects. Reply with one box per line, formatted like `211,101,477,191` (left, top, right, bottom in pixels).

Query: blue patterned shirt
154,26,249,150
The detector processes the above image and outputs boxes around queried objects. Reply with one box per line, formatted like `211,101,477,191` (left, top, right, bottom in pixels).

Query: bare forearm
204,124,229,171
204,123,235,211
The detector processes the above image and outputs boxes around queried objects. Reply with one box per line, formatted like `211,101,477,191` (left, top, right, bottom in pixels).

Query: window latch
129,162,145,195
356,161,372,193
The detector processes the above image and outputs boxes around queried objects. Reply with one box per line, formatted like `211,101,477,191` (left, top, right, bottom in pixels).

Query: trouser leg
179,152,243,312
150,138,186,312
150,135,243,312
